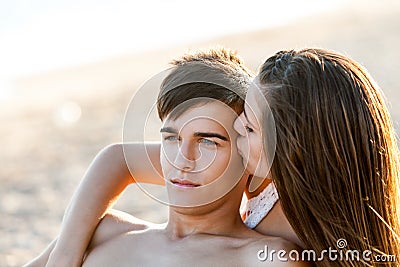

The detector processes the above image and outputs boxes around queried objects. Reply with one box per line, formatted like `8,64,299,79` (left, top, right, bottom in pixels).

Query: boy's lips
170,179,201,188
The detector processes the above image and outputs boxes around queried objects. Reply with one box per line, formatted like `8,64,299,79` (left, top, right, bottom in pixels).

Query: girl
235,48,400,266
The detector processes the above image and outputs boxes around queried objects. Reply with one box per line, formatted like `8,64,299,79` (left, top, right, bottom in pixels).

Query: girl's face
233,84,270,178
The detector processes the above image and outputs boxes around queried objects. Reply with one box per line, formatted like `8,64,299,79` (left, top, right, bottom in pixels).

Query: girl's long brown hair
258,48,400,266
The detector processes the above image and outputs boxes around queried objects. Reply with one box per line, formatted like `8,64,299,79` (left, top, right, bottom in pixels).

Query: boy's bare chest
83,232,250,267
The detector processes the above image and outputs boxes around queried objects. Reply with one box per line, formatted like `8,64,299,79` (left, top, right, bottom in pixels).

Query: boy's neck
165,182,248,239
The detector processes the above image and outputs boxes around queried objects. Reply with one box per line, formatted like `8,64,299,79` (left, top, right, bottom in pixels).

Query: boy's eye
199,138,218,146
245,125,254,133
164,135,179,141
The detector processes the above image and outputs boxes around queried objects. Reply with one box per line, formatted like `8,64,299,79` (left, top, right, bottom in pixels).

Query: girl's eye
164,135,179,141
245,125,254,133
199,139,218,146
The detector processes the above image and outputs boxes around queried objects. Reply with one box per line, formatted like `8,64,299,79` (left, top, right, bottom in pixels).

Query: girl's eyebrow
193,132,229,141
243,108,255,127
243,109,249,121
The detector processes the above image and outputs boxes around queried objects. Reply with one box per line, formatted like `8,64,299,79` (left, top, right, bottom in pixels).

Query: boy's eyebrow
160,127,229,141
194,132,229,141
160,127,177,133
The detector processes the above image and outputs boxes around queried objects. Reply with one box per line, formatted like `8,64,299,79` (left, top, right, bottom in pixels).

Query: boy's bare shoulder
83,224,165,267
87,209,162,250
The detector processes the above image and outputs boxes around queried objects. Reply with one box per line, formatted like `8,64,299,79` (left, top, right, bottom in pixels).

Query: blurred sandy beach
1,1,400,266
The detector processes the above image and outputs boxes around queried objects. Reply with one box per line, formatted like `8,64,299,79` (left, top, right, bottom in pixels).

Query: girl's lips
236,138,245,157
170,179,200,188
237,147,243,157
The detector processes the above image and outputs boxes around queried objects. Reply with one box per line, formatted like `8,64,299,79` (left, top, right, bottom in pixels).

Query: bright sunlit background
1,1,399,266
0,0,344,79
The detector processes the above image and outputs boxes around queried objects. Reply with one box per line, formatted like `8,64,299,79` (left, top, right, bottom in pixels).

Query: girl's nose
233,113,247,137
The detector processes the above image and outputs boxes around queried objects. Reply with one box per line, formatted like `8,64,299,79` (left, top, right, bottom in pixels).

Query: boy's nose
174,141,196,171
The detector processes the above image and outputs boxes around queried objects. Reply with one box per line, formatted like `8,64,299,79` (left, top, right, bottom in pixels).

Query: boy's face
160,100,246,207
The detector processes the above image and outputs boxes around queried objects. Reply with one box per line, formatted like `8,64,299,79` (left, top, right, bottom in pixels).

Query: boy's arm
45,142,163,267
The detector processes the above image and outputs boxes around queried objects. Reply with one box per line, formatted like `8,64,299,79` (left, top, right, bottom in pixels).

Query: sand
2,1,400,266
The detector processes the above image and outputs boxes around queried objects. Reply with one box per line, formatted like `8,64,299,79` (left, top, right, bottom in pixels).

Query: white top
243,181,279,229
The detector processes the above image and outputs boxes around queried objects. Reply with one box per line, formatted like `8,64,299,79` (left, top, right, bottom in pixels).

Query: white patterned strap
243,181,279,229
